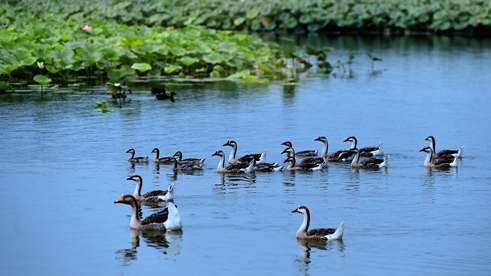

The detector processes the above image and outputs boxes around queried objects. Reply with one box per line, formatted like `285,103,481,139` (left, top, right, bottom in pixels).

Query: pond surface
1,35,491,275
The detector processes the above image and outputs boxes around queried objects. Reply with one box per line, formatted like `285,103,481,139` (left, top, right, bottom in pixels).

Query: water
1,35,491,275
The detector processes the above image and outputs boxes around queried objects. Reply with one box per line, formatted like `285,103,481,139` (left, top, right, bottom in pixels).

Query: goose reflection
213,173,257,194
294,239,345,274
115,229,183,266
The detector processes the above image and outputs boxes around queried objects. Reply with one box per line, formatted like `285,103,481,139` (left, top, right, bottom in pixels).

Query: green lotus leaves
202,53,223,64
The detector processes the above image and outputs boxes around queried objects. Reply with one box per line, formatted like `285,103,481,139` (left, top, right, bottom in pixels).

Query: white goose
114,194,182,231
127,175,174,202
292,206,345,241
420,146,458,168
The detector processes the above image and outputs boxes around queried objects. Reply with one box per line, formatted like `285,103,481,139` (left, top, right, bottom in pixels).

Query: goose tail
378,155,390,168
327,221,345,240
452,145,465,158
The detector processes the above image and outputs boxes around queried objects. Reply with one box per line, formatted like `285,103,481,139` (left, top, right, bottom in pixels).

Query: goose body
151,148,175,164
212,150,255,173
223,140,266,165
127,175,174,202
281,141,318,157
173,151,206,166
360,141,384,157
284,156,326,171
420,146,458,168
170,157,204,172
292,206,344,241
328,136,358,162
282,136,330,166
126,148,149,163
114,194,181,231
425,136,464,159
249,158,283,172
350,148,389,168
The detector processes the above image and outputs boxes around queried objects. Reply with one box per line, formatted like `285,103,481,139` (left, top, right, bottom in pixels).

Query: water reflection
115,229,183,266
213,173,257,194
295,239,345,275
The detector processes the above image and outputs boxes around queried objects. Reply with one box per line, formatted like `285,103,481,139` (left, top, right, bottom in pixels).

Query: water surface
1,35,490,275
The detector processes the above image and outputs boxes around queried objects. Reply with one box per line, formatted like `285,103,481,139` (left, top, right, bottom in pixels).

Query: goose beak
114,195,124,204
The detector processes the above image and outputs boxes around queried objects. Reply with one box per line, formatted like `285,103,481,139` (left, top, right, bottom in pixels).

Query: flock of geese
116,135,464,240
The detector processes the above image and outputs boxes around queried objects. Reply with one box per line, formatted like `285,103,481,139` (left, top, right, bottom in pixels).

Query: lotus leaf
33,74,52,85
131,63,152,72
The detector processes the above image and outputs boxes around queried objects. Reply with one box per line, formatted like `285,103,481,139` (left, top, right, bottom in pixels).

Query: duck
170,157,204,172
222,140,266,165
212,150,255,173
425,136,464,159
420,146,458,168
350,148,389,168
127,174,174,202
156,91,176,102
114,194,182,231
283,156,326,171
126,148,149,163
281,141,318,157
173,151,206,166
292,206,345,241
150,84,167,94
151,148,175,164
328,136,358,162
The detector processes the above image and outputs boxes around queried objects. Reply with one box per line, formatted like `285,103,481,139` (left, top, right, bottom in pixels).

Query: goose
281,147,326,167
222,140,266,165
292,206,345,241
425,136,464,159
156,91,176,102
248,158,284,172
212,150,255,173
281,141,318,157
127,174,174,202
170,157,204,172
350,148,389,168
173,151,206,166
282,136,330,166
283,156,326,171
126,148,149,163
114,194,182,231
328,136,358,162
420,146,458,168
151,148,175,164
359,141,384,157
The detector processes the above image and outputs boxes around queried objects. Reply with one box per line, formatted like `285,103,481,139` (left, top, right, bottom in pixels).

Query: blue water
1,35,490,275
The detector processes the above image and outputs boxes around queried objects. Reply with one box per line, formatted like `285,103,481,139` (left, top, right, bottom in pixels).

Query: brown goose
127,175,174,202
350,148,389,168
173,151,205,165
420,146,458,168
114,194,182,231
281,141,318,157
126,148,149,163
292,206,345,240
283,156,326,171
151,148,174,164
212,150,255,173
222,140,266,165
425,136,464,159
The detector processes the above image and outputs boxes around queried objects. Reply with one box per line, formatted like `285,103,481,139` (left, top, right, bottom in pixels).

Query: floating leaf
227,69,250,79
33,74,52,85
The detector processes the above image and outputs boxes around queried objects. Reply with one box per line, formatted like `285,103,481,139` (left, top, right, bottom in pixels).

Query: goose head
281,141,293,148
223,140,237,147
